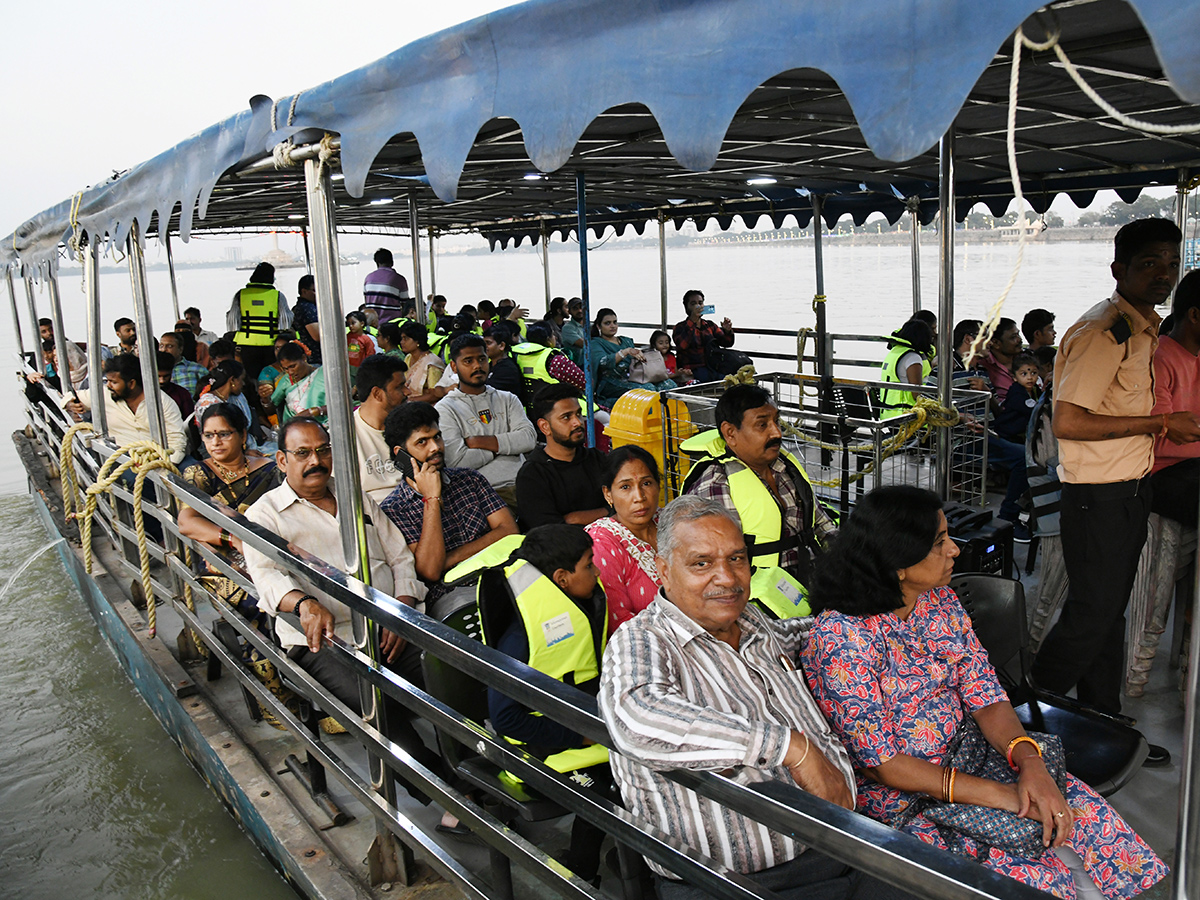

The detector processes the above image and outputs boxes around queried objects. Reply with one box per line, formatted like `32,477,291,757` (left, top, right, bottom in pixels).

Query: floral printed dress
801,586,1167,899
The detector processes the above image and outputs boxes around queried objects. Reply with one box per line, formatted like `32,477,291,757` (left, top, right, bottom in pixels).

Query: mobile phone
393,447,416,481
702,304,716,315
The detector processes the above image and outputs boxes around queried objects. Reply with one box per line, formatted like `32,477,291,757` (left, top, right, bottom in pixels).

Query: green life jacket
679,430,815,620
236,284,280,346
429,333,450,362
477,556,610,775
878,335,932,420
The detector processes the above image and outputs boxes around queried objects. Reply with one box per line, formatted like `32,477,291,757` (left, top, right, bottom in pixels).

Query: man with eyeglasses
243,417,443,799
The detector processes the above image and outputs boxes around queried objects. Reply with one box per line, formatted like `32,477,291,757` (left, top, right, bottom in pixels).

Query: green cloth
271,365,327,424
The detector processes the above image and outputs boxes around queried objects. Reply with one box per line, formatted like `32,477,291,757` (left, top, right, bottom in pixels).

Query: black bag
705,342,754,377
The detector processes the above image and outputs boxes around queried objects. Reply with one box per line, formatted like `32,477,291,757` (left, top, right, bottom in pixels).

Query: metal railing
26,391,1049,900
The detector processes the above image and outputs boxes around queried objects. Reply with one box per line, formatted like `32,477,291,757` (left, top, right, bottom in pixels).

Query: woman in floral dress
802,485,1166,899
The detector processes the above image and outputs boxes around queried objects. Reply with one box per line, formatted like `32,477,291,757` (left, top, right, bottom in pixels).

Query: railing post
659,212,668,329
541,222,551,312
428,227,437,301
165,232,182,323
909,197,922,317
935,133,956,500
127,222,168,449
576,170,596,448
5,267,25,363
84,241,108,436
24,274,45,378
408,193,425,324
305,156,406,886
811,196,827,380
46,269,77,400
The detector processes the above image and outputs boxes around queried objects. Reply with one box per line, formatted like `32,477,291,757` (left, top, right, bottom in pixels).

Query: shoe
1011,522,1032,543
435,821,484,845
1143,744,1171,768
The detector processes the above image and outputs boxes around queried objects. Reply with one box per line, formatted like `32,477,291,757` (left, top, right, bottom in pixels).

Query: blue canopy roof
5,0,1200,272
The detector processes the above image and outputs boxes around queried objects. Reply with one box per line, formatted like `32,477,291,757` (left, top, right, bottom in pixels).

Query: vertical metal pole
165,232,182,323
909,199,922,316
811,196,828,379
127,223,167,449
1176,535,1200,900
428,228,437,301
301,225,312,273
541,223,551,312
1177,172,1188,236
576,171,596,448
46,270,76,399
408,194,425,325
5,268,25,362
304,158,403,883
658,213,669,328
935,134,956,500
24,275,44,377
85,242,107,436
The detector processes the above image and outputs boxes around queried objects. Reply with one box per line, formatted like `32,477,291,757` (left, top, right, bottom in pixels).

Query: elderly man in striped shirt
600,495,915,900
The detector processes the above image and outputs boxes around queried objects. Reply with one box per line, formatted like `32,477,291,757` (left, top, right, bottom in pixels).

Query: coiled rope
60,425,206,655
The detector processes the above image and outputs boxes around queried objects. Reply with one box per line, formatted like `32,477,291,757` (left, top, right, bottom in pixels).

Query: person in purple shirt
363,248,412,325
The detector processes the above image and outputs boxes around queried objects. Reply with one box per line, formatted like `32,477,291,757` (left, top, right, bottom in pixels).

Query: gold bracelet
1006,735,1043,768
947,767,957,804
786,733,811,770
941,765,951,802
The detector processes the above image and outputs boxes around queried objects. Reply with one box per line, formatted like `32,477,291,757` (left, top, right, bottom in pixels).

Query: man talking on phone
378,402,519,620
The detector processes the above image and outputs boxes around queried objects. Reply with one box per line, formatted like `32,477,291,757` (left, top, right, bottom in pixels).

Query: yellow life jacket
236,284,281,345
430,332,451,362
679,430,815,620
510,343,557,386
478,557,610,774
878,336,932,420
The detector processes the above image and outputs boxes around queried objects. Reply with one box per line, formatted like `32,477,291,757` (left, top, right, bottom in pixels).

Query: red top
1152,334,1200,474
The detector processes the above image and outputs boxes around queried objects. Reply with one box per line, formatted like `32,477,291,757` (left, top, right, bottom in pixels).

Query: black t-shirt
514,445,607,530
487,355,525,399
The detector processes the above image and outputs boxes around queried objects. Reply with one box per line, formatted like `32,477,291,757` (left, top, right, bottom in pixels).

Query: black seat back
949,574,1028,697
420,603,488,770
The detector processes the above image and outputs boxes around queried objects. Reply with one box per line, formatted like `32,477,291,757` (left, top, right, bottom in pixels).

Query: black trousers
237,344,277,381
1031,479,1152,714
1150,457,1200,528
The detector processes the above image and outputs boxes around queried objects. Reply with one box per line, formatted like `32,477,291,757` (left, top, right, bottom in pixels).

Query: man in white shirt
352,353,410,503
436,334,536,506
64,353,188,464
243,417,440,799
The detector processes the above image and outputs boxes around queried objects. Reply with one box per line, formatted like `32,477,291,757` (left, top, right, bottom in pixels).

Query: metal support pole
304,158,405,885
165,232,182,323
909,200,922,317
127,223,168,449
5,268,25,362
576,171,596,448
428,228,437,301
1177,172,1188,236
85,242,107,436
541,223,551,312
46,271,77,399
1176,528,1200,900
408,194,425,325
24,275,45,377
935,134,956,500
659,213,669,328
301,226,312,273
811,196,828,379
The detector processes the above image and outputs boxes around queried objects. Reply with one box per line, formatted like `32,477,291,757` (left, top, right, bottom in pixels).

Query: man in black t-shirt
514,384,607,530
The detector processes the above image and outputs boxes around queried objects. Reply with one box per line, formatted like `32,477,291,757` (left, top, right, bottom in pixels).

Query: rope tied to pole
59,428,206,656
270,91,305,169
811,293,826,316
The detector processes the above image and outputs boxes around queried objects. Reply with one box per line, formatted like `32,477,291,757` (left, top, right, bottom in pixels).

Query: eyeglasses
202,430,237,441
281,444,333,460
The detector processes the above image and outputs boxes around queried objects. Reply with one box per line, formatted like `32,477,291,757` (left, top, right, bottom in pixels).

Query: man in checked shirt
600,495,915,900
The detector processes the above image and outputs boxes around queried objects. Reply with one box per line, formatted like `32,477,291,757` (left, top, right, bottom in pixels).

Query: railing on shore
22,380,1050,900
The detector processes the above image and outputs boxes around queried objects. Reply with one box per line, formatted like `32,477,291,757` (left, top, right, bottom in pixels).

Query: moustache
703,585,745,600
765,438,783,449
303,465,330,477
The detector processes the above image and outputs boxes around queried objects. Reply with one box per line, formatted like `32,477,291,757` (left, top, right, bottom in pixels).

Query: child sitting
648,329,692,384
993,350,1040,443
1033,345,1056,390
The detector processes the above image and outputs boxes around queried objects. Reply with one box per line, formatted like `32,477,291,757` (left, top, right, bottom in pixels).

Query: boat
5,2,1200,898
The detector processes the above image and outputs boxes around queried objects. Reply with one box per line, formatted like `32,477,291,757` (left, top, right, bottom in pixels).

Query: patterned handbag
897,713,1069,858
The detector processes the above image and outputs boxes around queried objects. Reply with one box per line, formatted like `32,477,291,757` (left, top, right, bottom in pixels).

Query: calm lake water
0,236,1122,895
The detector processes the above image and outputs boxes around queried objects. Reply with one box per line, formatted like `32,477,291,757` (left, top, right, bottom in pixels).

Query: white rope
271,91,305,169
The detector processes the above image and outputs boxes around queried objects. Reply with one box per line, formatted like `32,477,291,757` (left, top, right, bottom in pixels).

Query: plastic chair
950,574,1149,797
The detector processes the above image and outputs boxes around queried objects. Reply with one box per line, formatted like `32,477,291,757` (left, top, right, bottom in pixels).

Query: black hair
172,326,199,361
457,304,477,317
1010,351,1038,374
531,382,583,425
249,262,275,284
431,294,448,307
38,317,52,328
113,316,134,332
184,306,201,318
497,298,515,311
399,320,430,351
952,318,981,349
808,485,945,616
1033,345,1057,369
346,310,368,326
278,416,327,451
991,317,1018,344
376,322,402,348
525,324,550,347
273,330,296,345
602,445,660,489
451,312,478,335
356,353,408,398
681,289,704,311
1171,269,1200,319
648,329,671,352
196,359,245,400
517,524,594,580
549,296,566,316
276,341,309,363
208,338,236,360
42,338,55,352
449,333,486,361
373,248,394,268
398,299,417,318
912,310,937,333
296,274,314,293
1113,218,1182,265
102,353,142,386
155,350,176,373
384,402,440,459
714,383,773,432
888,318,933,355
477,300,497,317
199,401,247,434
1021,309,1055,344
590,307,617,338
482,324,511,350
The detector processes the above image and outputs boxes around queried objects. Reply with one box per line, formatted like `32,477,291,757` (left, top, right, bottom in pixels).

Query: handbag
895,713,1069,858
628,349,670,384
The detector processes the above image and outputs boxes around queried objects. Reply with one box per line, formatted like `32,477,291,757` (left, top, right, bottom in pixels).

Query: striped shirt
599,596,855,878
